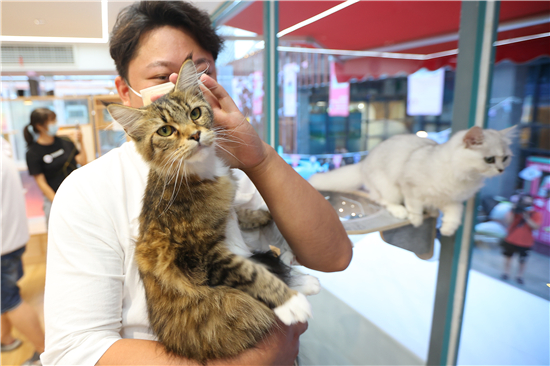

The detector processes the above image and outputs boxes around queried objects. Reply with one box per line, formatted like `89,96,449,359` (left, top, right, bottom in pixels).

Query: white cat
309,126,515,236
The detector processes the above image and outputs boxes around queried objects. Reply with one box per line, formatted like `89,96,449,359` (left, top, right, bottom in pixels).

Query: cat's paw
280,251,298,266
408,213,423,227
440,222,460,236
386,204,408,220
274,293,312,325
290,275,321,296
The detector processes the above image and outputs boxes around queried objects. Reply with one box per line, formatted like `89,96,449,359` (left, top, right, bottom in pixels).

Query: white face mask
126,80,175,106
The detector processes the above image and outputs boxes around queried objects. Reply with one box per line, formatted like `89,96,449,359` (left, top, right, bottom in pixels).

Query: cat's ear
500,125,517,144
106,104,145,139
463,126,484,147
175,59,200,94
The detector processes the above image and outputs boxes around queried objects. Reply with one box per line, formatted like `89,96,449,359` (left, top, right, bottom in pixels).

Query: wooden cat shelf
319,190,437,260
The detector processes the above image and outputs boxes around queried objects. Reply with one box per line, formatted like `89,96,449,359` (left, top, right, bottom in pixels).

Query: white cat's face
463,128,513,177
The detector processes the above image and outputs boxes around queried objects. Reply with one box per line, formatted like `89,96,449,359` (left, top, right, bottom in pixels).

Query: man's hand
212,320,308,366
168,73,267,170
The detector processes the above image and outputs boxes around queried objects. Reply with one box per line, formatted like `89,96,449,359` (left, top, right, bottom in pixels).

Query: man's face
115,25,217,108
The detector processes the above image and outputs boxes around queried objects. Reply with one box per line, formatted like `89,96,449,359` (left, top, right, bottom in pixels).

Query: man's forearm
243,143,353,272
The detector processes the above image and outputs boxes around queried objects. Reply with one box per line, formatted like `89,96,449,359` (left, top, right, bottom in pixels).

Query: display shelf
91,94,128,158
320,190,437,259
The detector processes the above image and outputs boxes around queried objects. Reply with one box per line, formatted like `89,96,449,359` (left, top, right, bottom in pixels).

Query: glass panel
458,58,550,365
215,25,266,142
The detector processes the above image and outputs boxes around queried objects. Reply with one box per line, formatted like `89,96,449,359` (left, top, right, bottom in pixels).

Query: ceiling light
277,0,360,38
1,0,108,44
416,131,428,138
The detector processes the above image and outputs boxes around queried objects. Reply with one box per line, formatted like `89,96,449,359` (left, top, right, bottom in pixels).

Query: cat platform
320,190,437,260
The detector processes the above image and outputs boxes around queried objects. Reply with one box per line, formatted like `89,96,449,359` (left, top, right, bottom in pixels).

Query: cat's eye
503,155,509,162
484,156,495,164
157,125,175,137
190,107,201,120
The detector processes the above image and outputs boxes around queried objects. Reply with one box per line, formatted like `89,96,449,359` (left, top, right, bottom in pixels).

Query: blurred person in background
23,108,87,225
1,141,45,365
501,193,542,284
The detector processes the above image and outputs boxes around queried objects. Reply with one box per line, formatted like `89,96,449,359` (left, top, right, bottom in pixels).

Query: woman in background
23,108,86,225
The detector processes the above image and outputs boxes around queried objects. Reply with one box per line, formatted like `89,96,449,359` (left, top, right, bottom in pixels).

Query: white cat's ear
500,125,517,143
463,126,484,147
175,58,200,94
106,104,145,139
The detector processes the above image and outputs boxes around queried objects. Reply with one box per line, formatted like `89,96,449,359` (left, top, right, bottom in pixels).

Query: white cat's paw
408,213,423,227
386,205,408,220
274,293,312,325
440,222,459,236
290,275,321,296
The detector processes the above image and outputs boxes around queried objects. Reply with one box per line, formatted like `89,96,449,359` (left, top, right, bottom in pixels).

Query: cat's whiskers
160,156,186,216
215,144,244,166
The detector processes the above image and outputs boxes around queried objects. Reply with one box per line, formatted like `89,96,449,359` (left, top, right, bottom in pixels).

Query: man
42,2,352,365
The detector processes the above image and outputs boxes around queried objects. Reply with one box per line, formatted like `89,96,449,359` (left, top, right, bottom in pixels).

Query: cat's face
462,126,514,177
107,59,217,175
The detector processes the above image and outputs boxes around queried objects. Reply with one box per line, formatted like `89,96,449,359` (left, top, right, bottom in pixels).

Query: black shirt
26,137,79,192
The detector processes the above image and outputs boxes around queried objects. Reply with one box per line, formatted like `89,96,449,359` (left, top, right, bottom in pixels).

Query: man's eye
157,126,175,137
190,107,201,120
484,156,495,164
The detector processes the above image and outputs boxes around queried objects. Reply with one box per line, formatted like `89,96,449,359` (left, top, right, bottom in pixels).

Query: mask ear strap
125,79,142,98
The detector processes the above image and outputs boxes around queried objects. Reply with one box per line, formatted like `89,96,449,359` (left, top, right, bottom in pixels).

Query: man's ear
115,76,132,107
106,103,145,140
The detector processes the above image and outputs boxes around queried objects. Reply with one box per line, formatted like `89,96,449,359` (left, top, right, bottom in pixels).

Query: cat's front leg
439,202,464,236
403,196,424,227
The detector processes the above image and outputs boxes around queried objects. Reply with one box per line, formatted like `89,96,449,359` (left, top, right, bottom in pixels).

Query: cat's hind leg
365,175,407,219
207,249,312,325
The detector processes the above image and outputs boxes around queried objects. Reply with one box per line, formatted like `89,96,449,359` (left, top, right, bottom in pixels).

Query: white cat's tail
308,163,363,192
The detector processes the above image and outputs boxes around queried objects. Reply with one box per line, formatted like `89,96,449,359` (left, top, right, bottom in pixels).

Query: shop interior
1,1,549,365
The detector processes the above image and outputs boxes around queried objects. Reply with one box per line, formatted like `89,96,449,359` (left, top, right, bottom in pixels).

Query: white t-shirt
1,143,30,256
42,141,280,365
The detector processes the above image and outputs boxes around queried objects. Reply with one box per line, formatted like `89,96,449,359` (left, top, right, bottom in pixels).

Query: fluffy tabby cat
309,127,515,236
107,59,315,363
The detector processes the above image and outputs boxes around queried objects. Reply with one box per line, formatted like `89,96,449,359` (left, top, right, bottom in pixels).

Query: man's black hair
109,1,223,81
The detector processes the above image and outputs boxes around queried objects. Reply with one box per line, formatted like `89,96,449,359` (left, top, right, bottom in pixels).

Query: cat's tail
308,163,363,192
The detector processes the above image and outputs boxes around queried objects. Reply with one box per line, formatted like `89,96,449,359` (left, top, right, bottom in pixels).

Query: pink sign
252,71,263,115
328,62,350,117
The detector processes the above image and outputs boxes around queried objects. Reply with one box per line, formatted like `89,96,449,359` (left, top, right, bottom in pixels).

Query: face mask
48,124,58,136
126,80,175,106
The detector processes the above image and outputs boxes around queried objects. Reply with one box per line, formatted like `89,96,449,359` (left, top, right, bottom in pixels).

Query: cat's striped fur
107,58,311,363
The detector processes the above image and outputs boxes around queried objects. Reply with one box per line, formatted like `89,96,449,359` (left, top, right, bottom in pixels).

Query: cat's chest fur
138,166,236,253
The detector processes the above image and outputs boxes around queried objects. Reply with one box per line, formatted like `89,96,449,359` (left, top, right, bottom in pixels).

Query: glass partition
216,25,267,142
458,58,550,366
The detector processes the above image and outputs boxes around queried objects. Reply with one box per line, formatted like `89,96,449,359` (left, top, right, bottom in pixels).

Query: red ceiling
226,1,550,52
225,1,550,80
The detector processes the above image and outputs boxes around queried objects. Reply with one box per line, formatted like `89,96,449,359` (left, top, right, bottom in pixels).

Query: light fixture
358,103,365,109
277,0,360,38
416,131,428,138
1,0,108,43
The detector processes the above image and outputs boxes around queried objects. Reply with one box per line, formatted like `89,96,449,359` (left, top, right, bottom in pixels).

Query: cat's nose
189,131,201,142
498,168,504,173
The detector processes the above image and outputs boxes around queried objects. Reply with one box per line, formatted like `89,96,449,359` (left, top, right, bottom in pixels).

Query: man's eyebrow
146,60,177,69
